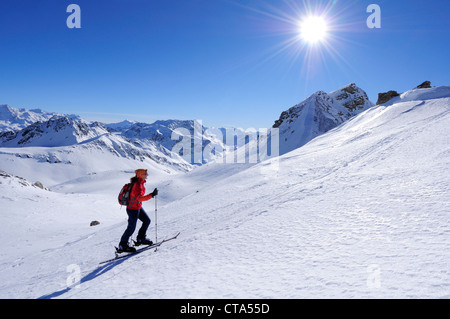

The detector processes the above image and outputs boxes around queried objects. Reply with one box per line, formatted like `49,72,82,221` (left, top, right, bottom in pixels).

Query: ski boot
117,242,136,253
134,237,153,247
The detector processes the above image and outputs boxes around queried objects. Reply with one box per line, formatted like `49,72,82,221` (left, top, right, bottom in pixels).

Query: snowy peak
0,115,108,147
273,83,374,155
0,104,57,132
329,83,374,113
274,83,373,129
104,120,137,132
121,120,195,142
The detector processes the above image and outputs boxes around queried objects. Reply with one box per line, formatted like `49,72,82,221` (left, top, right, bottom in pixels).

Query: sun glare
300,16,328,44
230,0,363,89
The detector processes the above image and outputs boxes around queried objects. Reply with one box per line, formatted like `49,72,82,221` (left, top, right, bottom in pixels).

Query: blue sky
0,0,449,128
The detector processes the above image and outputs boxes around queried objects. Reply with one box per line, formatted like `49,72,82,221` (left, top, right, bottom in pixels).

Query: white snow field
0,87,449,298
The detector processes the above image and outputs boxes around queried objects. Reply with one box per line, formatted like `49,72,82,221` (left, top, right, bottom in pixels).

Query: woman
118,168,158,253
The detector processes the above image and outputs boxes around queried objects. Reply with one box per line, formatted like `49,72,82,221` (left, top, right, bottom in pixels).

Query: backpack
118,182,136,206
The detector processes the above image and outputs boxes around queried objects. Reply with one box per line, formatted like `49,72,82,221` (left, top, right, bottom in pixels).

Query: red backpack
118,183,136,206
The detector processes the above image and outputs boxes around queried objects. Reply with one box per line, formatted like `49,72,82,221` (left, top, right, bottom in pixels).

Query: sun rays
227,0,366,87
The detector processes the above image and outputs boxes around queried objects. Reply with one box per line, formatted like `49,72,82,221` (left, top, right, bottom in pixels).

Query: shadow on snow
37,256,131,299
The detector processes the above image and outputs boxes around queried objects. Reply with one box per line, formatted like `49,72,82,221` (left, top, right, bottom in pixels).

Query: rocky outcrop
377,91,400,105
377,81,433,105
416,81,431,89
0,169,50,190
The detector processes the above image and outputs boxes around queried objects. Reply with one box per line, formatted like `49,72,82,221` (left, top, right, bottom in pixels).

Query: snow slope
0,86,449,298
0,140,189,189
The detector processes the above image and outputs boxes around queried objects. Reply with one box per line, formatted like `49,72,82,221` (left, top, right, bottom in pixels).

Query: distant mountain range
0,104,59,131
0,83,375,166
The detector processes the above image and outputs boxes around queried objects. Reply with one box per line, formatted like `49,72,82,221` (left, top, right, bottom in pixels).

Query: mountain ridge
3,83,447,169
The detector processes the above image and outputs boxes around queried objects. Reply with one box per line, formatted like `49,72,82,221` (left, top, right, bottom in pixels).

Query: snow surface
0,86,449,298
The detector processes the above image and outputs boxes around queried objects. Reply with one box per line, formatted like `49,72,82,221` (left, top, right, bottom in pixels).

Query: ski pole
155,194,158,251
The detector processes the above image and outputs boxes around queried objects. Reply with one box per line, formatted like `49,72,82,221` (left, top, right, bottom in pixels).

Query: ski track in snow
0,88,449,298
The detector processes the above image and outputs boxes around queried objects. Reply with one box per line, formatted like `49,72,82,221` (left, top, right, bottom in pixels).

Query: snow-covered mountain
273,83,374,155
104,120,137,132
0,114,191,188
0,107,230,186
0,83,373,167
107,119,242,165
0,115,108,147
0,85,448,299
119,120,208,159
0,104,59,132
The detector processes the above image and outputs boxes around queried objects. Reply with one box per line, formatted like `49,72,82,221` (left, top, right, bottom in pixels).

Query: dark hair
130,176,139,183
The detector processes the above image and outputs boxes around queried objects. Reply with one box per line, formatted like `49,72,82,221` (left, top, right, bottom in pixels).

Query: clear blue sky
0,0,449,128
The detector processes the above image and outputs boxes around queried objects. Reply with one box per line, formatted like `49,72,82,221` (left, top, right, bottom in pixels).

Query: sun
299,16,328,44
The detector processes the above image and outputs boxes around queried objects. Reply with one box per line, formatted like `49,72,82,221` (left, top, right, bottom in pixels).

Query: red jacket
127,178,153,210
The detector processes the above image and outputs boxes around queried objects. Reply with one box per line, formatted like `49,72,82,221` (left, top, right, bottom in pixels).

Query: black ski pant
120,207,151,244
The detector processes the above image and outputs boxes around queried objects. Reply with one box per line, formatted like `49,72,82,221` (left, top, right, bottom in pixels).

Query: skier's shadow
38,257,129,299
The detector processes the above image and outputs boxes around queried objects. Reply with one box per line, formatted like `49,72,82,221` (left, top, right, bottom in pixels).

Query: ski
99,232,180,264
